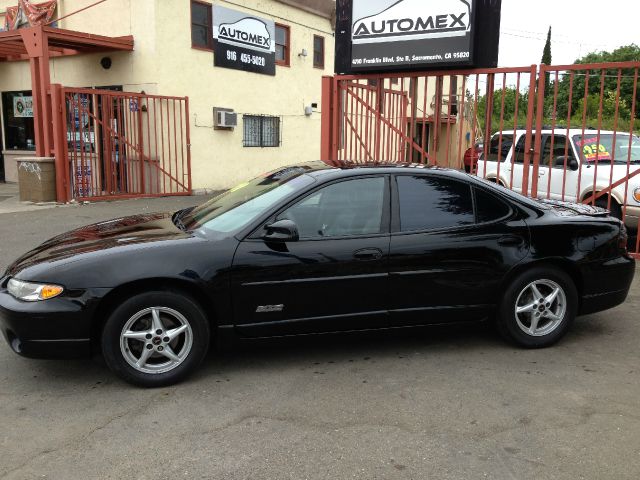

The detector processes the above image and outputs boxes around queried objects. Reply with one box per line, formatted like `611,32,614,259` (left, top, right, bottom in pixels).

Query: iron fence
321,62,640,257
51,86,191,202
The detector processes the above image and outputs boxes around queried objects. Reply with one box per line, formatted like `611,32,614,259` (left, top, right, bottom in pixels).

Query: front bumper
0,282,109,359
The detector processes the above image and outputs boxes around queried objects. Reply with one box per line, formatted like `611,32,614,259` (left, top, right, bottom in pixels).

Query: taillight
618,223,628,253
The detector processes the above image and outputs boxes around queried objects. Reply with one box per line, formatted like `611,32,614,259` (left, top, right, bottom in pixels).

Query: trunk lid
535,199,610,217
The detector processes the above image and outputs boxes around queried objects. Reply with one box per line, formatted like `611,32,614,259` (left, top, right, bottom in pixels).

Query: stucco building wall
0,0,335,188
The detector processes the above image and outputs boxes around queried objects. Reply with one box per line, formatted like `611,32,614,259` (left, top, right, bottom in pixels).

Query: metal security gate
336,80,410,163
321,62,640,257
51,86,191,201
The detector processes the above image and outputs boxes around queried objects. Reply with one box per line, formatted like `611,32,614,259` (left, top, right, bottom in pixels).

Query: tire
101,291,210,387
496,266,577,348
595,196,622,221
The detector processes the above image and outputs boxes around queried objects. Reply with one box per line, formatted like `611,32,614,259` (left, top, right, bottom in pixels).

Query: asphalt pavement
0,194,639,480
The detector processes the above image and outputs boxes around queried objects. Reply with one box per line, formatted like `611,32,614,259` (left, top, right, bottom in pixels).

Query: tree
541,26,552,92
555,44,640,121
475,87,530,133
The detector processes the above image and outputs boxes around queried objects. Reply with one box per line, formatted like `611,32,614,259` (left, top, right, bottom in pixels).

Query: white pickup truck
476,129,640,228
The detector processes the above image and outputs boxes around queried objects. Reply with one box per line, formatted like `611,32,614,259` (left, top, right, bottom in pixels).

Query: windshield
573,134,640,164
181,167,316,235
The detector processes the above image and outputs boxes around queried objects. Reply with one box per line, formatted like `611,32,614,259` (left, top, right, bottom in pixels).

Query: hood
6,212,189,277
536,199,610,217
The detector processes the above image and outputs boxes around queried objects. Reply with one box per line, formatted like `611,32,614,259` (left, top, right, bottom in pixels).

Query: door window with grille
243,115,282,147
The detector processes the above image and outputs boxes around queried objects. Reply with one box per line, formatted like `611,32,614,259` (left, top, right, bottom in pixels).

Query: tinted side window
397,176,474,231
278,177,386,239
487,134,514,162
541,135,575,169
475,188,512,223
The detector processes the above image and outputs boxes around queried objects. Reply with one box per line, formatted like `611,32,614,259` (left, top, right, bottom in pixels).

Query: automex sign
213,6,276,76
350,0,474,70
353,1,472,42
334,0,502,74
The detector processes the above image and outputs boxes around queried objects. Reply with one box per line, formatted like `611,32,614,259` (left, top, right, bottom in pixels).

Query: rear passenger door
544,135,580,202
387,174,530,326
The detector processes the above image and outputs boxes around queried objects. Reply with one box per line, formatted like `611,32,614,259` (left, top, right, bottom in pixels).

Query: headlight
633,188,640,203
7,279,64,302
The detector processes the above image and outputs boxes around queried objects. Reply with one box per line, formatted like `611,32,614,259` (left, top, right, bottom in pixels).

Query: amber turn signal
40,285,64,300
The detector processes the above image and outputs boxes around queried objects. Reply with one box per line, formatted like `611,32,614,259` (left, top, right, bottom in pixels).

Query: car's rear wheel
102,291,210,387
497,267,577,348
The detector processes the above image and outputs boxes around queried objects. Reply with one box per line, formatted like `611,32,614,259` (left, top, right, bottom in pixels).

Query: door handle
353,248,383,261
497,235,524,246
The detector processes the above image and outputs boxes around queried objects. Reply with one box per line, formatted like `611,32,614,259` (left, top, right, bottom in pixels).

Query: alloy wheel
119,307,193,374
514,279,567,337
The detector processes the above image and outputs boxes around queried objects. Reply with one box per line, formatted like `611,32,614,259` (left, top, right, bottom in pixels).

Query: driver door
230,175,391,338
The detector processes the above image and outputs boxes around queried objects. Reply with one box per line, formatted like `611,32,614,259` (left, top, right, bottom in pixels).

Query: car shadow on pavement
7,315,613,388
199,322,505,376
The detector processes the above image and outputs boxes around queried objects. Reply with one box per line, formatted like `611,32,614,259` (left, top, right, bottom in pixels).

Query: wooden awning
0,25,133,61
0,24,134,160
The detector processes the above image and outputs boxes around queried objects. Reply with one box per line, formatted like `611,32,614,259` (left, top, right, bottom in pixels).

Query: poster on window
213,5,276,76
13,95,33,117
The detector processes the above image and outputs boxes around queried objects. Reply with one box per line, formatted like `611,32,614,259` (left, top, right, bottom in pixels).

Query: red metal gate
321,62,640,258
51,85,191,202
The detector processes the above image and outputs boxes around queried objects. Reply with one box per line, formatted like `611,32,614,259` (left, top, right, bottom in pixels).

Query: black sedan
0,162,635,387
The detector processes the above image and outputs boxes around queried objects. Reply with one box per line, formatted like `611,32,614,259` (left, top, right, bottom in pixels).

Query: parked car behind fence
476,130,640,230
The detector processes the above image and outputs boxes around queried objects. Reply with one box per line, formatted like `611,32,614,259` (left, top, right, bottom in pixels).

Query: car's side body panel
522,211,635,314
387,218,531,325
230,235,391,337
0,163,635,361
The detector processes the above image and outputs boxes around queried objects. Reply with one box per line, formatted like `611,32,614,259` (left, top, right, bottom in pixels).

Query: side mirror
555,156,579,171
568,158,579,171
263,219,299,242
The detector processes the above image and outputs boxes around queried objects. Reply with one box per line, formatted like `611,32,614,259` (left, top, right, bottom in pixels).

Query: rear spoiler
536,199,609,217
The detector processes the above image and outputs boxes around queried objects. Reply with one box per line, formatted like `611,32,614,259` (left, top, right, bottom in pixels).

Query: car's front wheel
497,267,577,348
102,291,210,387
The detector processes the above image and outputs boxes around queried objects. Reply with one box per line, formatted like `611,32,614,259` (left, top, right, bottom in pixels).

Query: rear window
475,188,512,223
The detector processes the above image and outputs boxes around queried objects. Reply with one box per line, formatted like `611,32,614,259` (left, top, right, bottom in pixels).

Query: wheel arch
484,175,508,187
500,258,584,306
90,278,219,352
579,188,624,206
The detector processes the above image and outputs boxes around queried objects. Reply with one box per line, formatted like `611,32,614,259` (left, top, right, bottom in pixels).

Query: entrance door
410,122,430,163
95,85,124,195
231,175,391,337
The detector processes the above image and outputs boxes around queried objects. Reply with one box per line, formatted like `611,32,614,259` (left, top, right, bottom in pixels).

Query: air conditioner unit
216,110,237,128
213,108,237,129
